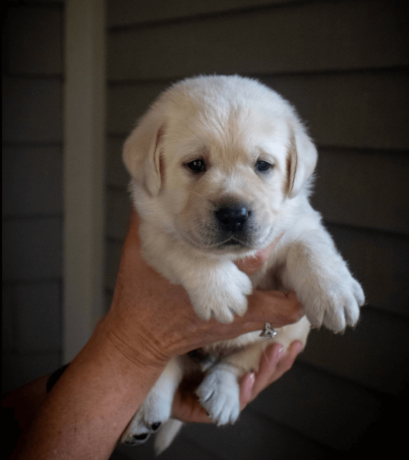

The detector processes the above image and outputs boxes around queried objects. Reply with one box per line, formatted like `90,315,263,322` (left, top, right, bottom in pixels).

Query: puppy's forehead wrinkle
172,97,279,159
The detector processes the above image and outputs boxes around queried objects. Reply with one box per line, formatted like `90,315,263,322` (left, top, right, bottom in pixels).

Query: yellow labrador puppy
120,75,365,452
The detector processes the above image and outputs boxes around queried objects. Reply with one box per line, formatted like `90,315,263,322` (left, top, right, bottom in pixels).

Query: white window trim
63,0,106,362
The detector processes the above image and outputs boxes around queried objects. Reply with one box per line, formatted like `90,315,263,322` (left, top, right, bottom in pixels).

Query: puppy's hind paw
122,432,151,446
196,368,241,426
121,398,170,446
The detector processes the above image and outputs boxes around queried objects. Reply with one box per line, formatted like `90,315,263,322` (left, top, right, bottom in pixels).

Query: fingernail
244,372,256,390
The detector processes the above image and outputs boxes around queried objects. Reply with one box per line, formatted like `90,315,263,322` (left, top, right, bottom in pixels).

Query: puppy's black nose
215,205,249,232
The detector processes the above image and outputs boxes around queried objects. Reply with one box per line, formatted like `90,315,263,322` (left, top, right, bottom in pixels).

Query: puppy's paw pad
121,398,171,445
123,432,151,445
196,369,240,426
150,422,162,432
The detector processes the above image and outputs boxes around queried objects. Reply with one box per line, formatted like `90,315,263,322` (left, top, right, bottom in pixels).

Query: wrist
17,315,168,460
99,312,170,373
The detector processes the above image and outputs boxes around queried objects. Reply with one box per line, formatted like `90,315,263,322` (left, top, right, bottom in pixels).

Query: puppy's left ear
123,109,165,197
286,121,318,198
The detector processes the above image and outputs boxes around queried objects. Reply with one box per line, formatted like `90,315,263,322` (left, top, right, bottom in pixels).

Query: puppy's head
124,76,317,255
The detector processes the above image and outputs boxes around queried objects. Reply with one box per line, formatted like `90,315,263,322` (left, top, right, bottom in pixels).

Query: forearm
16,316,166,460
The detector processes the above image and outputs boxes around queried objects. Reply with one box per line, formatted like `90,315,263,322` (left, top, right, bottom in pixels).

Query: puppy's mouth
218,237,248,248
177,220,274,254
216,225,275,252
178,229,252,253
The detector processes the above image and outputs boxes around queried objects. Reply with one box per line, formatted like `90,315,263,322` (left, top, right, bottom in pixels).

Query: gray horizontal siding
107,70,409,150
107,83,169,135
2,1,65,395
2,351,60,395
250,360,383,449
2,217,63,282
262,71,409,150
301,308,409,394
328,224,409,317
2,145,63,216
312,148,409,235
2,77,63,143
182,407,333,459
2,281,62,355
107,0,300,28
14,282,62,353
106,188,132,241
2,286,14,351
108,0,408,81
5,4,63,75
106,137,129,188
10,0,64,3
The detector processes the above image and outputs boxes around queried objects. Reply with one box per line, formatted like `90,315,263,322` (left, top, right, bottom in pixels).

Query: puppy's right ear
123,109,165,196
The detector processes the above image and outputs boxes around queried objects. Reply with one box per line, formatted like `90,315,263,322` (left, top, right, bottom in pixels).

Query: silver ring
260,322,277,338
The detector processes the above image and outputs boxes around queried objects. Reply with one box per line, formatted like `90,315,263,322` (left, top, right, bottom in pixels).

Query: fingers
239,343,282,408
171,375,214,424
264,340,303,386
172,391,212,424
239,372,256,409
239,340,304,407
250,343,284,397
189,291,303,350
240,290,303,329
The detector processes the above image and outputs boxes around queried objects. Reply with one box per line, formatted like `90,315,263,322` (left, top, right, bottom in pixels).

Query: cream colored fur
119,76,365,453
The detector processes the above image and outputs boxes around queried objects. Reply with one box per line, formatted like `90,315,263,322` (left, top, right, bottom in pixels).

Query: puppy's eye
187,159,206,173
255,160,273,173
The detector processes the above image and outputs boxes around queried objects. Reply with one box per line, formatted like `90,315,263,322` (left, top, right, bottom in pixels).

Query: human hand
171,341,304,423
102,211,303,370
239,340,304,406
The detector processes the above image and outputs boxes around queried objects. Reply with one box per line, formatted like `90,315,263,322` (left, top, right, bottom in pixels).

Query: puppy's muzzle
215,205,250,233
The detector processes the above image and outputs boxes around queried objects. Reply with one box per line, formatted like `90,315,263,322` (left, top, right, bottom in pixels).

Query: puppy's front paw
196,368,241,425
121,394,172,446
306,271,365,333
323,276,364,331
189,265,252,323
